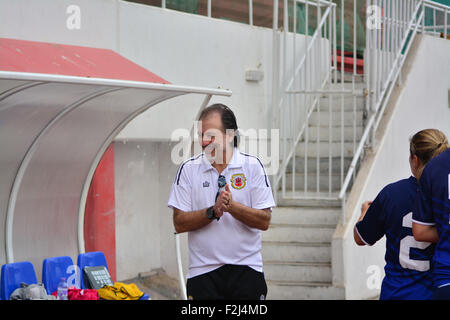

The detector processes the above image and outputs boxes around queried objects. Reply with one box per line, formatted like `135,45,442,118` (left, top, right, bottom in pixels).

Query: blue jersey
356,176,435,300
413,149,450,288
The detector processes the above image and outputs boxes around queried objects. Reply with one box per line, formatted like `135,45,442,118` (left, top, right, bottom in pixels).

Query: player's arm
353,201,372,246
353,231,364,246
412,175,438,243
412,223,439,243
353,192,385,247
221,184,271,231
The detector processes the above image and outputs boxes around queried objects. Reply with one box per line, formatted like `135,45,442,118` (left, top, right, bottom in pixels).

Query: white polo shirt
168,148,276,279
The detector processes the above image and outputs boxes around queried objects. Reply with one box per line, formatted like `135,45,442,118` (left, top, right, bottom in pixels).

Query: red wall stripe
84,143,116,281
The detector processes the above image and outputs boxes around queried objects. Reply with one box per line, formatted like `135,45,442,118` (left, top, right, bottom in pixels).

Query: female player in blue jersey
412,133,450,300
353,129,448,300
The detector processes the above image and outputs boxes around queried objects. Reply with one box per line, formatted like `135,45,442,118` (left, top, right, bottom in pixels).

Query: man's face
198,112,233,164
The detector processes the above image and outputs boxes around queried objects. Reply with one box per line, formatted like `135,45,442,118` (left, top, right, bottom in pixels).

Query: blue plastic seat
42,256,77,295
0,261,38,300
77,251,150,300
76,251,108,289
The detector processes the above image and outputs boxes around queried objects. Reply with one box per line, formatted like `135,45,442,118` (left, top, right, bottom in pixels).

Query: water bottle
57,277,68,300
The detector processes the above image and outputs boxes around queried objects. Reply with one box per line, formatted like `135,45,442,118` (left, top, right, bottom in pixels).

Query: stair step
318,95,365,112
262,241,332,263
282,172,342,192
306,125,364,142
270,207,340,225
284,156,352,175
309,110,364,126
266,280,345,300
264,224,335,243
284,156,352,173
334,70,364,83
296,141,357,158
264,261,332,283
275,193,342,207
325,81,366,90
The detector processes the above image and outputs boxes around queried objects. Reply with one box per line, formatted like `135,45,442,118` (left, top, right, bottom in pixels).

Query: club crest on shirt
231,173,246,190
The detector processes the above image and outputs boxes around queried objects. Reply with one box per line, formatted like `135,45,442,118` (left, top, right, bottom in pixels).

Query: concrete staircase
264,77,365,299
262,201,344,299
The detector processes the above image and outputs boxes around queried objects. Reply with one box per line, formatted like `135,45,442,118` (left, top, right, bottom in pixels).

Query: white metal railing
160,0,256,25
156,1,448,221
272,0,449,224
338,0,449,223
273,0,364,202
275,1,336,201
422,0,450,38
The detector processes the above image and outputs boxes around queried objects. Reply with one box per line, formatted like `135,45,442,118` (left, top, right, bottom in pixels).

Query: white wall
0,0,316,140
114,139,189,281
334,35,450,300
0,0,119,50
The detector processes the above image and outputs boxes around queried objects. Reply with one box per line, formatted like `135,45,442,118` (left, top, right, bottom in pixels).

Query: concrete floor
123,269,181,300
123,269,381,300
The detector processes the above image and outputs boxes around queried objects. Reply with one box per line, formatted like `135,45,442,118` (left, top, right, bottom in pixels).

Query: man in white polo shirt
168,103,276,300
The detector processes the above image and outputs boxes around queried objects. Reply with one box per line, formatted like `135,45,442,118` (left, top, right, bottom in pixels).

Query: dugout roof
0,38,231,267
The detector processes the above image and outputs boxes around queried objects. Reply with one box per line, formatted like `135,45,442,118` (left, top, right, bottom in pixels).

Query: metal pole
388,0,393,81
340,0,344,186
353,0,357,182
333,5,337,84
282,0,288,195
273,0,279,30
328,1,333,196
366,0,371,117
316,0,321,193
377,0,381,100
293,0,297,196
422,0,425,34
433,8,437,33
398,0,403,85
249,0,254,26
382,0,386,86
445,8,448,39
175,233,187,300
272,0,280,197
304,0,309,195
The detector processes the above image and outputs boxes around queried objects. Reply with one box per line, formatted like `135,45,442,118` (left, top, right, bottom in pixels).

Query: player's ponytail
435,138,449,156
410,129,449,166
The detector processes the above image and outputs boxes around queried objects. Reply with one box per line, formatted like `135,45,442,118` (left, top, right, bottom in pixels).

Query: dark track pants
186,264,267,300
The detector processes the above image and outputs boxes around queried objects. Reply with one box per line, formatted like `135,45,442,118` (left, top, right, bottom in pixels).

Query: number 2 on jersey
399,212,432,272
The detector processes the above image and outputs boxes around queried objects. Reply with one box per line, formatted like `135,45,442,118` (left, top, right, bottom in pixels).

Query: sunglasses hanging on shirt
215,175,227,201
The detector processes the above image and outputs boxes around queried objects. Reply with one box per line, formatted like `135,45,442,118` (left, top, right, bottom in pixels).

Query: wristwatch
206,206,219,221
